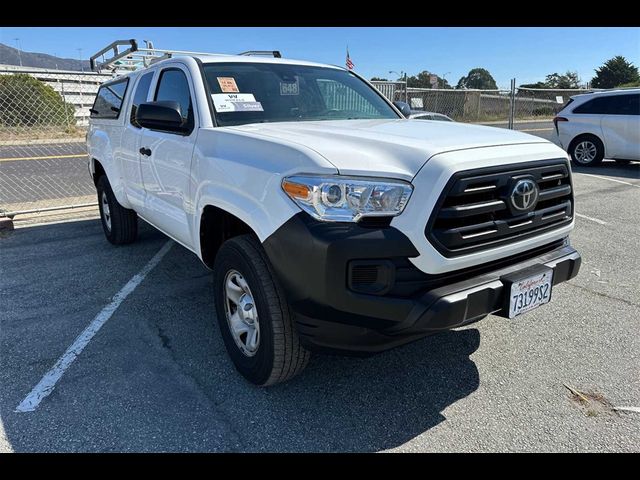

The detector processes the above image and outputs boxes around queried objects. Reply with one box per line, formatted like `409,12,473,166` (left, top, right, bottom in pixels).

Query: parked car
554,88,640,166
409,111,454,122
87,45,581,386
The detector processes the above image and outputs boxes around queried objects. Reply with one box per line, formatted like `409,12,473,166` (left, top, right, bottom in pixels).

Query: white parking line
576,173,640,188
575,212,608,225
15,240,174,413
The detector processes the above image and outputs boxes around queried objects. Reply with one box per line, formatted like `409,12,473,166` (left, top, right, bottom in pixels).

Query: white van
554,89,640,166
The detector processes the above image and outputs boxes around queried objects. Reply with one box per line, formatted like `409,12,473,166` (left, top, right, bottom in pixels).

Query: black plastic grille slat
426,159,574,257
351,266,378,285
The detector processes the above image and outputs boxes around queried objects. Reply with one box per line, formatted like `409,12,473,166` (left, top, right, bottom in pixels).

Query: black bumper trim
263,212,581,355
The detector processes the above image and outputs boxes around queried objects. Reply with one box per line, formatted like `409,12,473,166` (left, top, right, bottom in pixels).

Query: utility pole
77,48,84,72
442,72,451,89
14,38,23,67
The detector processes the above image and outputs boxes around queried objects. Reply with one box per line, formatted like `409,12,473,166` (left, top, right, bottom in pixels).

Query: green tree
544,71,580,89
456,68,498,90
519,81,547,89
618,80,640,88
0,74,75,127
370,76,389,81
591,56,639,88
405,71,451,89
520,71,581,89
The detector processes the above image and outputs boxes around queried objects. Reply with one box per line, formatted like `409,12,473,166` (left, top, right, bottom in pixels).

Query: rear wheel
569,135,604,167
213,234,310,386
96,175,138,245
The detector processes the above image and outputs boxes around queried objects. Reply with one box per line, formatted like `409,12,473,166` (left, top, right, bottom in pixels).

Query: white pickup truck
87,50,581,385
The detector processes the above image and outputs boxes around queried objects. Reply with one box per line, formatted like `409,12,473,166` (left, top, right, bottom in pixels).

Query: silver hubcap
223,270,260,356
574,141,597,164
101,191,111,232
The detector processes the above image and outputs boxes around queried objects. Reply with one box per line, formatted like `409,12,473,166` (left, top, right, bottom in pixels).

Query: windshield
202,62,399,126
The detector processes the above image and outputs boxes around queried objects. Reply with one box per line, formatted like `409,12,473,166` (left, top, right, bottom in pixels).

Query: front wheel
212,235,310,386
569,135,604,167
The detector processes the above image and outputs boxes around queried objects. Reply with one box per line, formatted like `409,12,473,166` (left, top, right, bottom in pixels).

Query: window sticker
211,93,264,112
217,77,239,93
280,78,299,95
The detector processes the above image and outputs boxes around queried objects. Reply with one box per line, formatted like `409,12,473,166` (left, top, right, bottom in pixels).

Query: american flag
346,48,354,70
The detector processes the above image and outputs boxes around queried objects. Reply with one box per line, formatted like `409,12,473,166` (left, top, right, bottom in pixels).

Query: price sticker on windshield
211,93,264,112
217,77,239,93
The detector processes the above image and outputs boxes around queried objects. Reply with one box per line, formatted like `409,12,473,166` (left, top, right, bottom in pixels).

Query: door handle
139,147,152,156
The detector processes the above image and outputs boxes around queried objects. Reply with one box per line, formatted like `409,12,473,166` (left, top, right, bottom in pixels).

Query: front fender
190,128,337,260
193,177,299,251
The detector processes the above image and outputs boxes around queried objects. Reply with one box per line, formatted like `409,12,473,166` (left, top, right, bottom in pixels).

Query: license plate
508,269,553,318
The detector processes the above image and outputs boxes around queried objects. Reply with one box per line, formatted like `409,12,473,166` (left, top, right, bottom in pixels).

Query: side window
91,79,129,119
129,72,154,128
154,68,194,132
628,94,640,116
607,94,640,115
572,96,611,114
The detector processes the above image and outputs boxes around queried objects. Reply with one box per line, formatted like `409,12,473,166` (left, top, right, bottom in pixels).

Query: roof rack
239,51,282,58
90,40,283,74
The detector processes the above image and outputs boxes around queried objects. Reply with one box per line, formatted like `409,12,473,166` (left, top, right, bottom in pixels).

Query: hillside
0,43,91,71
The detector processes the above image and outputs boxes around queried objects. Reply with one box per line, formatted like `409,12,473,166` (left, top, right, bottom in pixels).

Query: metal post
508,78,516,129
60,80,71,131
405,72,408,104
14,38,23,67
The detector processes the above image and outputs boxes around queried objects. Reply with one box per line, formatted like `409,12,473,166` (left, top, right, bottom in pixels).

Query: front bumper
263,213,581,355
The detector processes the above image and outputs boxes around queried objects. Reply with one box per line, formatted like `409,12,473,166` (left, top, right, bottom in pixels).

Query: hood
228,119,552,179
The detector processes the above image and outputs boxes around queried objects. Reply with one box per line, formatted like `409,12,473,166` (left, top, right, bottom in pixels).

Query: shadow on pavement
572,160,640,181
1,218,480,452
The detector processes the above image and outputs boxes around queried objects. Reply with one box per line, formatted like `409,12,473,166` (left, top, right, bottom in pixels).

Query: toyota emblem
510,179,539,211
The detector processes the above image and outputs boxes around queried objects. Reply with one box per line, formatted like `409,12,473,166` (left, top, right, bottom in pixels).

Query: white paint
575,212,608,225
15,240,174,413
576,173,640,188
392,143,574,274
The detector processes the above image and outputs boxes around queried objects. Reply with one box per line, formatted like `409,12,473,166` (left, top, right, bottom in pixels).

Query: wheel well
569,133,603,152
92,159,106,185
200,206,255,268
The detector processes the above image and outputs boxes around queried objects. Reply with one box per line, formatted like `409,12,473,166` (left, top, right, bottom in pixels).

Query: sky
1,27,638,89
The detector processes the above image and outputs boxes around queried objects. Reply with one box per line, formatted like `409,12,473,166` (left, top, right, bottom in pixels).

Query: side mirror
136,101,188,133
393,101,412,118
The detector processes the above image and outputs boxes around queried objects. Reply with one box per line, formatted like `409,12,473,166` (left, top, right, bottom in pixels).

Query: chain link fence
371,81,592,126
0,66,112,218
0,66,617,221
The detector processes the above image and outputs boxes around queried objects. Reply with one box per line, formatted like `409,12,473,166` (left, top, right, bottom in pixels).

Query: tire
569,135,604,167
96,175,138,245
213,234,310,386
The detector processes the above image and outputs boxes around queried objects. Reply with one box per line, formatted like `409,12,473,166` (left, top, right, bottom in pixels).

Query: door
139,66,198,246
600,93,640,160
121,70,155,210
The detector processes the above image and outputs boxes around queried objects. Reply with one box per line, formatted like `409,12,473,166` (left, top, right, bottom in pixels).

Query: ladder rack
90,40,282,74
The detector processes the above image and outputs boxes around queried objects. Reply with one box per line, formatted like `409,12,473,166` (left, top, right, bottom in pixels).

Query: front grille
426,159,573,257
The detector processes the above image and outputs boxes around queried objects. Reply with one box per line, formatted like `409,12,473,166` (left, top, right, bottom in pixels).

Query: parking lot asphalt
1,159,638,452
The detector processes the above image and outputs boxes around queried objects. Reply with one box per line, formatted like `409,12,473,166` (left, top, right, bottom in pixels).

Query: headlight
282,175,413,222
